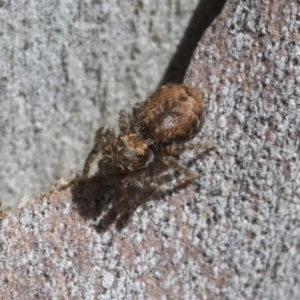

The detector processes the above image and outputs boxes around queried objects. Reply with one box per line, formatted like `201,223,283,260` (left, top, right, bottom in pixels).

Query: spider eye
137,153,143,158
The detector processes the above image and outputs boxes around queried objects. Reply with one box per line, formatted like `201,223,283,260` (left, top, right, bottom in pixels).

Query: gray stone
0,0,199,208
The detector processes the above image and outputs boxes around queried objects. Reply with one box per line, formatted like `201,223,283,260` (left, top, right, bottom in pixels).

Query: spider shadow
71,173,119,228
71,151,210,232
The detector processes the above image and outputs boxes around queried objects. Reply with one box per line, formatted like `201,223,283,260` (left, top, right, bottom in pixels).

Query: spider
81,84,214,227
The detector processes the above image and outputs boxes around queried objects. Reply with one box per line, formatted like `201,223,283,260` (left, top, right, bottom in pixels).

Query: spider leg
132,102,142,120
98,156,113,176
82,127,116,180
160,156,198,188
98,157,129,175
113,179,144,214
94,126,116,144
165,142,215,156
116,179,157,228
132,102,143,132
114,177,153,214
127,181,156,215
182,142,215,152
119,109,132,134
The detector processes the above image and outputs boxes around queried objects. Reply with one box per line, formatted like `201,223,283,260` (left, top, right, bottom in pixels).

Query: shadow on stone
71,150,211,231
71,169,170,232
160,0,226,85
71,174,120,231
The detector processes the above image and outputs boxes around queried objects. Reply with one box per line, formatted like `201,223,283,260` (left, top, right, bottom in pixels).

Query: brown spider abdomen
138,84,206,145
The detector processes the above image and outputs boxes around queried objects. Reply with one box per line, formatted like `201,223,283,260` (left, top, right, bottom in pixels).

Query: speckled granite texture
1,0,300,299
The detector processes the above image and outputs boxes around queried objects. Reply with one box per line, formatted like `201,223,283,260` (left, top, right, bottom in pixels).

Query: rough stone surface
0,0,199,208
184,0,300,298
1,0,300,299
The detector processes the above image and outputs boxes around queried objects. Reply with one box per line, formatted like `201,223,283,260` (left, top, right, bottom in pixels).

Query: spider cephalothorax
82,84,214,226
103,134,154,173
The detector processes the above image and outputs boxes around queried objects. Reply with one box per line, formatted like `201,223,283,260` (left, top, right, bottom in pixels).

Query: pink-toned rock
1,0,300,298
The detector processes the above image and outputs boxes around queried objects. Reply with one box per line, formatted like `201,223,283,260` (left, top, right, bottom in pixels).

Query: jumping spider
82,84,214,227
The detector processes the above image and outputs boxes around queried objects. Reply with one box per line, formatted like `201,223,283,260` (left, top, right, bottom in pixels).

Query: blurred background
0,0,225,210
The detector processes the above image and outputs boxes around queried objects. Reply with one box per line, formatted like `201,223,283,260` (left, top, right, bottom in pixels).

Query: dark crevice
159,0,226,86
